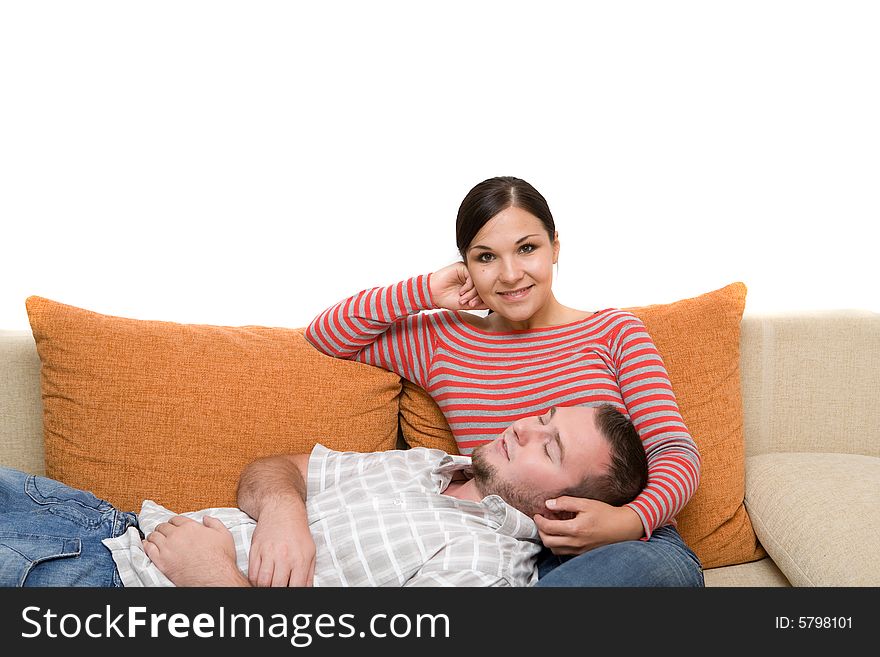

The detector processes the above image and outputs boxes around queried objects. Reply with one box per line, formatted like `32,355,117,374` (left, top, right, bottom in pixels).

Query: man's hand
533,498,645,555
247,502,316,587
143,515,249,587
429,262,487,311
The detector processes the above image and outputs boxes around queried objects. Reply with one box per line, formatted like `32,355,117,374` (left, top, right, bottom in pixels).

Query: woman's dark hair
455,176,556,259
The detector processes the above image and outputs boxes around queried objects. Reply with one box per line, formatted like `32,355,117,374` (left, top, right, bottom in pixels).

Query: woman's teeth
498,286,532,299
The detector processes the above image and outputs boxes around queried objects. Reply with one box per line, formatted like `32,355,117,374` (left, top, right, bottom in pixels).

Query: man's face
470,406,611,516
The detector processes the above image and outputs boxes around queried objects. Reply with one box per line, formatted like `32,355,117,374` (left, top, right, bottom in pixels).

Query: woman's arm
534,312,700,553
304,274,435,386
304,264,485,387
609,313,701,538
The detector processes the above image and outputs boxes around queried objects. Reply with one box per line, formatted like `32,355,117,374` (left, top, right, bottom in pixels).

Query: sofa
2,291,879,587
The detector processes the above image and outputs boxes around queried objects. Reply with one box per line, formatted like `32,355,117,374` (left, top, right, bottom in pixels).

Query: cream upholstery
0,330,44,475
745,452,880,586
702,556,790,587
740,311,880,458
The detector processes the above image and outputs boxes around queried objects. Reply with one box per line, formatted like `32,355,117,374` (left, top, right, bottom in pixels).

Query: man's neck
442,477,483,503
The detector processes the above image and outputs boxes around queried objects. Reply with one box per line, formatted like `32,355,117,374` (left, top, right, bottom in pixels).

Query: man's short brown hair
561,404,648,507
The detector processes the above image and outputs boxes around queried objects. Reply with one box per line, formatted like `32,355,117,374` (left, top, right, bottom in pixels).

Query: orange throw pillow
398,379,459,454
626,283,764,569
26,296,402,513
398,283,764,569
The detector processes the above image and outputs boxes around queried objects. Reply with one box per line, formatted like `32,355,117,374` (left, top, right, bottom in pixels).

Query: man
1,404,647,587
136,403,648,587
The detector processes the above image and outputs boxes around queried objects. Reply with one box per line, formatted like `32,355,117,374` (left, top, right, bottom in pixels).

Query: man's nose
514,418,549,444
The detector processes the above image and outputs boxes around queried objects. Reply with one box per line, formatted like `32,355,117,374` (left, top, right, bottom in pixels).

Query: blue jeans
535,524,704,587
0,467,138,587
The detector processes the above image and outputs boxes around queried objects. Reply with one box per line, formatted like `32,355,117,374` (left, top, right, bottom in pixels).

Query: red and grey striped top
305,274,701,537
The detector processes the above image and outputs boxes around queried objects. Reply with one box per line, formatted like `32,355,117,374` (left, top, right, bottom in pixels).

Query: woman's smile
496,285,534,301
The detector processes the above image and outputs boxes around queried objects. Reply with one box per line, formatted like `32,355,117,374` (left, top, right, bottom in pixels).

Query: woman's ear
552,231,560,264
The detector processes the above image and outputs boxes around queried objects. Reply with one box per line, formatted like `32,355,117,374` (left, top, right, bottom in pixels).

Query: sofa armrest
0,330,45,474
745,451,880,586
740,311,880,458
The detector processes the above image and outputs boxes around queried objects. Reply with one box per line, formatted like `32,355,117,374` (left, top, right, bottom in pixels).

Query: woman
305,176,703,586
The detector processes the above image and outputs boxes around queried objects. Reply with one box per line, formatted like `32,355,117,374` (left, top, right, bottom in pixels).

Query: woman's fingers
459,276,488,309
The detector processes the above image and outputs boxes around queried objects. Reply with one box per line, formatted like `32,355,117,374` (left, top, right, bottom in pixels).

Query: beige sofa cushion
740,312,880,458
745,452,880,586
703,557,790,587
0,332,45,475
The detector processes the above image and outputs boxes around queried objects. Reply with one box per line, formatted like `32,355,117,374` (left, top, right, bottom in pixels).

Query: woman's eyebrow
468,234,541,252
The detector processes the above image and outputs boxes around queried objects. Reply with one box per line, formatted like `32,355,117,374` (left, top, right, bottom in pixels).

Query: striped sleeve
304,275,438,387
608,313,701,538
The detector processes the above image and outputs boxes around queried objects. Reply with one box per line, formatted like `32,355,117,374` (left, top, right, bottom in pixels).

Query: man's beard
470,444,542,517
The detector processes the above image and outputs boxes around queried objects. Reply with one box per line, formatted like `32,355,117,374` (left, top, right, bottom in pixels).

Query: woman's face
464,206,559,326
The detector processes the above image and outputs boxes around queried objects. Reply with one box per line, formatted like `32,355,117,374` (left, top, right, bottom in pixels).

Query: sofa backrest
4,310,880,475
740,311,880,459
0,330,44,474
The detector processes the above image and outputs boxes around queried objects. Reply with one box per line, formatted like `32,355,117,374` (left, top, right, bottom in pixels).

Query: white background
1,1,877,331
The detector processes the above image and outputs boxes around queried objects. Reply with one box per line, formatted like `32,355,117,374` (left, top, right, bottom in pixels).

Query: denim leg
535,525,704,587
0,467,139,587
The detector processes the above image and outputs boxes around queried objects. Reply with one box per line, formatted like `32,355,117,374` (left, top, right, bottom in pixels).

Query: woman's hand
429,262,488,311
533,497,645,555
247,505,316,587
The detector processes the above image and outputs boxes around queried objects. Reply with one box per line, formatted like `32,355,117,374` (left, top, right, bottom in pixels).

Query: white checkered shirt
104,445,542,587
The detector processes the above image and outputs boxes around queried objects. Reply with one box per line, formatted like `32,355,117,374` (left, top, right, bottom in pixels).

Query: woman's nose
498,258,521,283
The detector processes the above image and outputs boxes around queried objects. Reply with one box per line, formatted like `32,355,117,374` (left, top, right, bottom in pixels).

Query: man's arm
236,453,316,587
